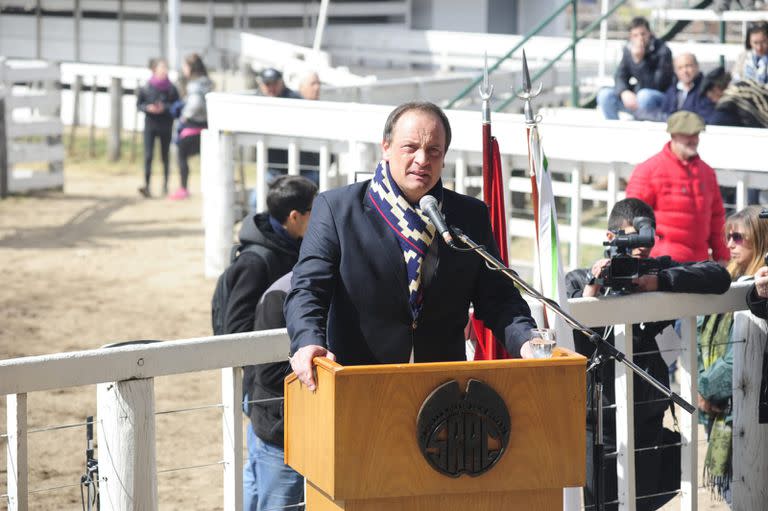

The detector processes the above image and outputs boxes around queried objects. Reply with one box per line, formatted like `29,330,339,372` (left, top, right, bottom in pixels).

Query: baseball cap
666,111,705,135
260,68,283,84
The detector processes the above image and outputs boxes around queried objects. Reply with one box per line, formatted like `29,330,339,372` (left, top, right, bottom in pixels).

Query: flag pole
517,50,543,236
479,52,494,206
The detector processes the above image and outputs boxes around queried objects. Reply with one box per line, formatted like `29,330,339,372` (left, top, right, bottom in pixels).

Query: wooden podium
284,348,586,511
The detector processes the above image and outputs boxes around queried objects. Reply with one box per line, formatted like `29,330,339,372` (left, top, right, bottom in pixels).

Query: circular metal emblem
416,379,510,477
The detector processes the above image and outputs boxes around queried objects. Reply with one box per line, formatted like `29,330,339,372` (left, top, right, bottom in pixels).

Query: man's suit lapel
362,186,411,316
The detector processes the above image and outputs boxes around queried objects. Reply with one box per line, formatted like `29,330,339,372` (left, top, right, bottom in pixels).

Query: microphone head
418,195,438,211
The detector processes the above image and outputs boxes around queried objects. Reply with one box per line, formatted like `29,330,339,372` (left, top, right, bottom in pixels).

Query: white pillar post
454,153,467,195
167,0,181,71
7,393,28,511
614,323,636,511
570,167,582,270
222,367,244,511
256,137,267,211
319,143,331,191
679,316,698,511
202,129,235,278
287,140,299,176
97,379,157,511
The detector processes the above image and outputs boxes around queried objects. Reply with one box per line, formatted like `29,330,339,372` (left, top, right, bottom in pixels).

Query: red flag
471,137,510,360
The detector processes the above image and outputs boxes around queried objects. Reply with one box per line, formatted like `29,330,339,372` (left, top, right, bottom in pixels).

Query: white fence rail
201,93,768,278
0,58,63,197
3,284,764,510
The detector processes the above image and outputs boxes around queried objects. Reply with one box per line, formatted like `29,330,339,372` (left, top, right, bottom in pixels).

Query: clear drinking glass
529,328,556,359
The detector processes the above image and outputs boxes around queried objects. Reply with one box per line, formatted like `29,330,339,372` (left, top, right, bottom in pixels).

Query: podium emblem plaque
416,379,510,477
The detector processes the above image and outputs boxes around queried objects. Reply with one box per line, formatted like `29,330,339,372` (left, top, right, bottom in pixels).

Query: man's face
670,133,700,160
674,54,699,87
300,74,321,100
259,79,285,97
606,223,652,258
629,26,652,49
749,31,768,57
382,110,446,204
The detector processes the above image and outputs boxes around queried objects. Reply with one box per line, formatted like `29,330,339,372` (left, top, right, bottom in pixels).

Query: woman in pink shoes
171,53,214,200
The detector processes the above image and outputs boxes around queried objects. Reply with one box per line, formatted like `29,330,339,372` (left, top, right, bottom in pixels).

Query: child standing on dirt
137,58,179,198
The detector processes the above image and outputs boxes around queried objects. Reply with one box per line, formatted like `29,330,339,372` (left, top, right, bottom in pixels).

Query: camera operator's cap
666,111,705,135
260,67,283,84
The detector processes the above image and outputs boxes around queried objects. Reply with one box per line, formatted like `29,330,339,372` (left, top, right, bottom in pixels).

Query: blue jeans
597,87,666,121
243,423,304,511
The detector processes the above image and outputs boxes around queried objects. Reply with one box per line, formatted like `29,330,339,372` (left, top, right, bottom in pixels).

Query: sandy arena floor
0,164,727,509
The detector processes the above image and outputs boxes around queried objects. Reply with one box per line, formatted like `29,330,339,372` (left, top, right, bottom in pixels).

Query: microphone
418,195,456,248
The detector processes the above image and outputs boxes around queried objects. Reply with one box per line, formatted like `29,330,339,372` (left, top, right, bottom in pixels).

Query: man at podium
285,101,539,390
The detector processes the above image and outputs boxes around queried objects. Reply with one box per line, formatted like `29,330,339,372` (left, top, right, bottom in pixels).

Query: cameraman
567,198,730,511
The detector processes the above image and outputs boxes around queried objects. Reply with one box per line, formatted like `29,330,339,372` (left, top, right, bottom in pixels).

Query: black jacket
285,181,536,365
614,37,673,94
244,272,293,447
747,284,768,319
223,213,299,334
566,258,731,436
137,81,180,125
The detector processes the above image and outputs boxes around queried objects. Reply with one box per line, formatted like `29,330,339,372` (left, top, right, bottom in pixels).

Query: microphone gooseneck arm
450,226,696,415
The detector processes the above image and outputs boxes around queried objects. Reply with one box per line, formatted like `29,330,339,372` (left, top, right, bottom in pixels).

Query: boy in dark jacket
597,17,673,120
136,58,179,197
223,176,317,336
223,175,315,511
567,198,731,511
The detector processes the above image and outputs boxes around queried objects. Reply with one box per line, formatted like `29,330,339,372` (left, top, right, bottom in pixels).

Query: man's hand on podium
290,344,336,391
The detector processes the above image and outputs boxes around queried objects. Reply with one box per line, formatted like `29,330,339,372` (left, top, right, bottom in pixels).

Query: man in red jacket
625,111,729,263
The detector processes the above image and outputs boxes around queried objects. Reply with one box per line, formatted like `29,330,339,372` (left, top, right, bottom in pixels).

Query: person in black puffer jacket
568,198,730,511
224,175,316,336
136,58,179,197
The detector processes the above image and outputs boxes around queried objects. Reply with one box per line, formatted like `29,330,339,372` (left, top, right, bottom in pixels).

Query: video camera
597,216,661,294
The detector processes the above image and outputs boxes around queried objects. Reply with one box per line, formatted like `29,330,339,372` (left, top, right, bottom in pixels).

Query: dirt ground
1,160,231,509
0,160,728,510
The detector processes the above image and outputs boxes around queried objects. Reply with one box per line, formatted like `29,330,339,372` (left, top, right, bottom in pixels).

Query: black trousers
143,120,173,189
177,134,201,190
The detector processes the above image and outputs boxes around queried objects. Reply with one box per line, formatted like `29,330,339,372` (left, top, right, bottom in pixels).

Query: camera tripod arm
450,227,696,415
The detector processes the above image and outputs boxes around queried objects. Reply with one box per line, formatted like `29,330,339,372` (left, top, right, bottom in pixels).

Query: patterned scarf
368,160,440,319
700,312,733,499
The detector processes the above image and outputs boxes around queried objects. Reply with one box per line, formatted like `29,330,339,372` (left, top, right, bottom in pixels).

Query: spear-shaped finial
478,51,494,123
521,49,532,95
517,49,543,125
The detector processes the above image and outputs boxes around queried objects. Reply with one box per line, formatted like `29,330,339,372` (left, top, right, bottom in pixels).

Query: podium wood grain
285,348,586,508
306,482,563,511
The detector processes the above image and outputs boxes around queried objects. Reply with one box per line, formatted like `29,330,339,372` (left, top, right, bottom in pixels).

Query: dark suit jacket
284,181,536,365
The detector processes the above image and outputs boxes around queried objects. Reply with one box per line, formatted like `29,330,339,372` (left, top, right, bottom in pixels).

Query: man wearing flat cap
258,67,301,99
626,111,728,263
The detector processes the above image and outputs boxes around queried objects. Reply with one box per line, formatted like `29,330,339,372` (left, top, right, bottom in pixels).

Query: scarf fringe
703,465,731,501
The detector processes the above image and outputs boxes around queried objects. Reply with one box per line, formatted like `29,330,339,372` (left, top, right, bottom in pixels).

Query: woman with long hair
170,53,214,200
698,205,768,502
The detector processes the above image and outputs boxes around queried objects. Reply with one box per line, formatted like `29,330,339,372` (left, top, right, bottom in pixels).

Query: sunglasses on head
726,232,745,244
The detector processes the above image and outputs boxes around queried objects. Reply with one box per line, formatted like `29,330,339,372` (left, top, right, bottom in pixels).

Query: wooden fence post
97,378,158,511
0,97,8,199
222,367,244,511
108,77,123,162
88,75,97,157
69,74,83,153
732,310,768,509
6,393,28,511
